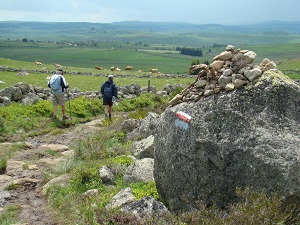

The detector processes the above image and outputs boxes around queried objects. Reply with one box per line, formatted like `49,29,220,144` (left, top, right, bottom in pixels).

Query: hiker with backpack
100,75,118,119
47,67,69,120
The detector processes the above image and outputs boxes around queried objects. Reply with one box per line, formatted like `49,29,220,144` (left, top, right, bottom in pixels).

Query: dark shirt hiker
101,75,118,119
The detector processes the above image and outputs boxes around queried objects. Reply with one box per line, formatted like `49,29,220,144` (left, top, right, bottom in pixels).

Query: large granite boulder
154,70,300,212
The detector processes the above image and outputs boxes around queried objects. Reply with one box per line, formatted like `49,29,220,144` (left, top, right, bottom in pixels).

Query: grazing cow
116,67,121,71
137,70,142,73
110,66,115,71
54,63,62,68
95,66,104,70
34,60,42,65
149,68,158,73
125,66,133,71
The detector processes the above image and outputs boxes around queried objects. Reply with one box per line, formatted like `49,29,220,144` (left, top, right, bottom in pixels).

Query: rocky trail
0,116,105,225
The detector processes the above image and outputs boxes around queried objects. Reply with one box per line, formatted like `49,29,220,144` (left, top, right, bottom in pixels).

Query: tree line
176,47,203,57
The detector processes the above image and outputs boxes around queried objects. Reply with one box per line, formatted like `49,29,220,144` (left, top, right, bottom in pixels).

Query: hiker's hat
108,75,114,79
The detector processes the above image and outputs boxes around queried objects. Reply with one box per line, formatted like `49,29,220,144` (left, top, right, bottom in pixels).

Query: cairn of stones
169,45,277,106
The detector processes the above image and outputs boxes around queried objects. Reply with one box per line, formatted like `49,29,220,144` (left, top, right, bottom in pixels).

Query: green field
1,40,300,76
0,58,195,91
0,41,197,74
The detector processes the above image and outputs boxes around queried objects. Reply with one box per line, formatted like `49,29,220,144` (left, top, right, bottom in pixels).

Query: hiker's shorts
52,93,65,106
103,101,113,106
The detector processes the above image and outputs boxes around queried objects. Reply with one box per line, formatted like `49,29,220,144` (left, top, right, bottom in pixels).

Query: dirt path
1,117,105,225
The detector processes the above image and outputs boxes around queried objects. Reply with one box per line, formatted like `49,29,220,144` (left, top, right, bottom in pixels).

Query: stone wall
0,81,182,107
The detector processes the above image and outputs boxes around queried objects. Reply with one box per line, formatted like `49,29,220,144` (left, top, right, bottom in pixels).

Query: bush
131,181,159,200
70,163,102,193
225,188,289,225
116,93,167,112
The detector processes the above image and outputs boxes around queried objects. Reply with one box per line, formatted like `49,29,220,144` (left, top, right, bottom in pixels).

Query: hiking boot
62,115,69,120
52,114,57,119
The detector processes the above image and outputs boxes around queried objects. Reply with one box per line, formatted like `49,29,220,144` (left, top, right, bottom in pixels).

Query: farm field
0,58,195,91
0,41,196,74
1,40,300,77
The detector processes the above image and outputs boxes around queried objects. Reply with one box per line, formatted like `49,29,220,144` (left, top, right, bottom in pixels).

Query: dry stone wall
0,81,180,107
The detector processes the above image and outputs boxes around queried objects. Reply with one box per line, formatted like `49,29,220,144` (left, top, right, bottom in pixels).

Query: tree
22,38,28,42
180,47,202,57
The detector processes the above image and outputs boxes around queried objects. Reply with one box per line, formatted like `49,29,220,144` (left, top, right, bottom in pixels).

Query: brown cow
149,68,158,73
95,66,104,70
54,63,62,68
125,66,133,71
110,66,115,71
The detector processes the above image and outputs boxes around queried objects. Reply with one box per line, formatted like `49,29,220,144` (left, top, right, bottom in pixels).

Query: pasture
0,40,300,82
0,41,196,74
0,58,194,91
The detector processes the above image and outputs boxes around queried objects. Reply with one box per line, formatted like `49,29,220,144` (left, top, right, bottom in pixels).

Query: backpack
49,75,61,91
103,83,114,98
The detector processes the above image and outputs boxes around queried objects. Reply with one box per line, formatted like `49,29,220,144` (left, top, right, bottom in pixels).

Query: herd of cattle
96,65,159,73
34,61,159,73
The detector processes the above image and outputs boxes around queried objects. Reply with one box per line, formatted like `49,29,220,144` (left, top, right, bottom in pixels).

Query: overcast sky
0,0,299,25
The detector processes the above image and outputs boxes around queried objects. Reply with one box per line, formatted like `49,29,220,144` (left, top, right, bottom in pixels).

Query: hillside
1,20,300,46
0,44,299,223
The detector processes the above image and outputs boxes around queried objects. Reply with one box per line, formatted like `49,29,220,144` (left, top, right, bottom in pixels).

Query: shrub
116,93,167,112
70,163,103,193
31,100,53,116
225,188,289,225
131,181,159,200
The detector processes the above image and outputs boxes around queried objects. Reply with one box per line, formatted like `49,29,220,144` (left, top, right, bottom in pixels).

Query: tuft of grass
5,183,21,190
0,142,28,170
49,128,64,135
128,108,150,120
0,158,7,174
22,163,29,170
0,204,22,225
131,181,159,200
46,149,58,157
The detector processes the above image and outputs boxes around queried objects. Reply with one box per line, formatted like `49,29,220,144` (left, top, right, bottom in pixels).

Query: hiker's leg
62,105,66,116
53,104,58,115
56,93,67,117
108,105,113,118
52,94,58,117
61,105,69,119
104,105,109,116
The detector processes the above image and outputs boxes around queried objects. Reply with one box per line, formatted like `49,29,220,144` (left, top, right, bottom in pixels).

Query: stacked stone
169,45,277,106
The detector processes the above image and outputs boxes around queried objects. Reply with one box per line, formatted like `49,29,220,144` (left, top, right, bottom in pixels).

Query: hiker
100,74,118,119
47,67,69,120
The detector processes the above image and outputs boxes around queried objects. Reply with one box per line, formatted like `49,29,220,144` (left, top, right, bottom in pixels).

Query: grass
0,41,299,224
0,58,195,91
0,204,21,225
44,116,295,225
1,40,300,76
0,90,298,225
0,41,197,74
0,142,28,171
0,91,168,142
